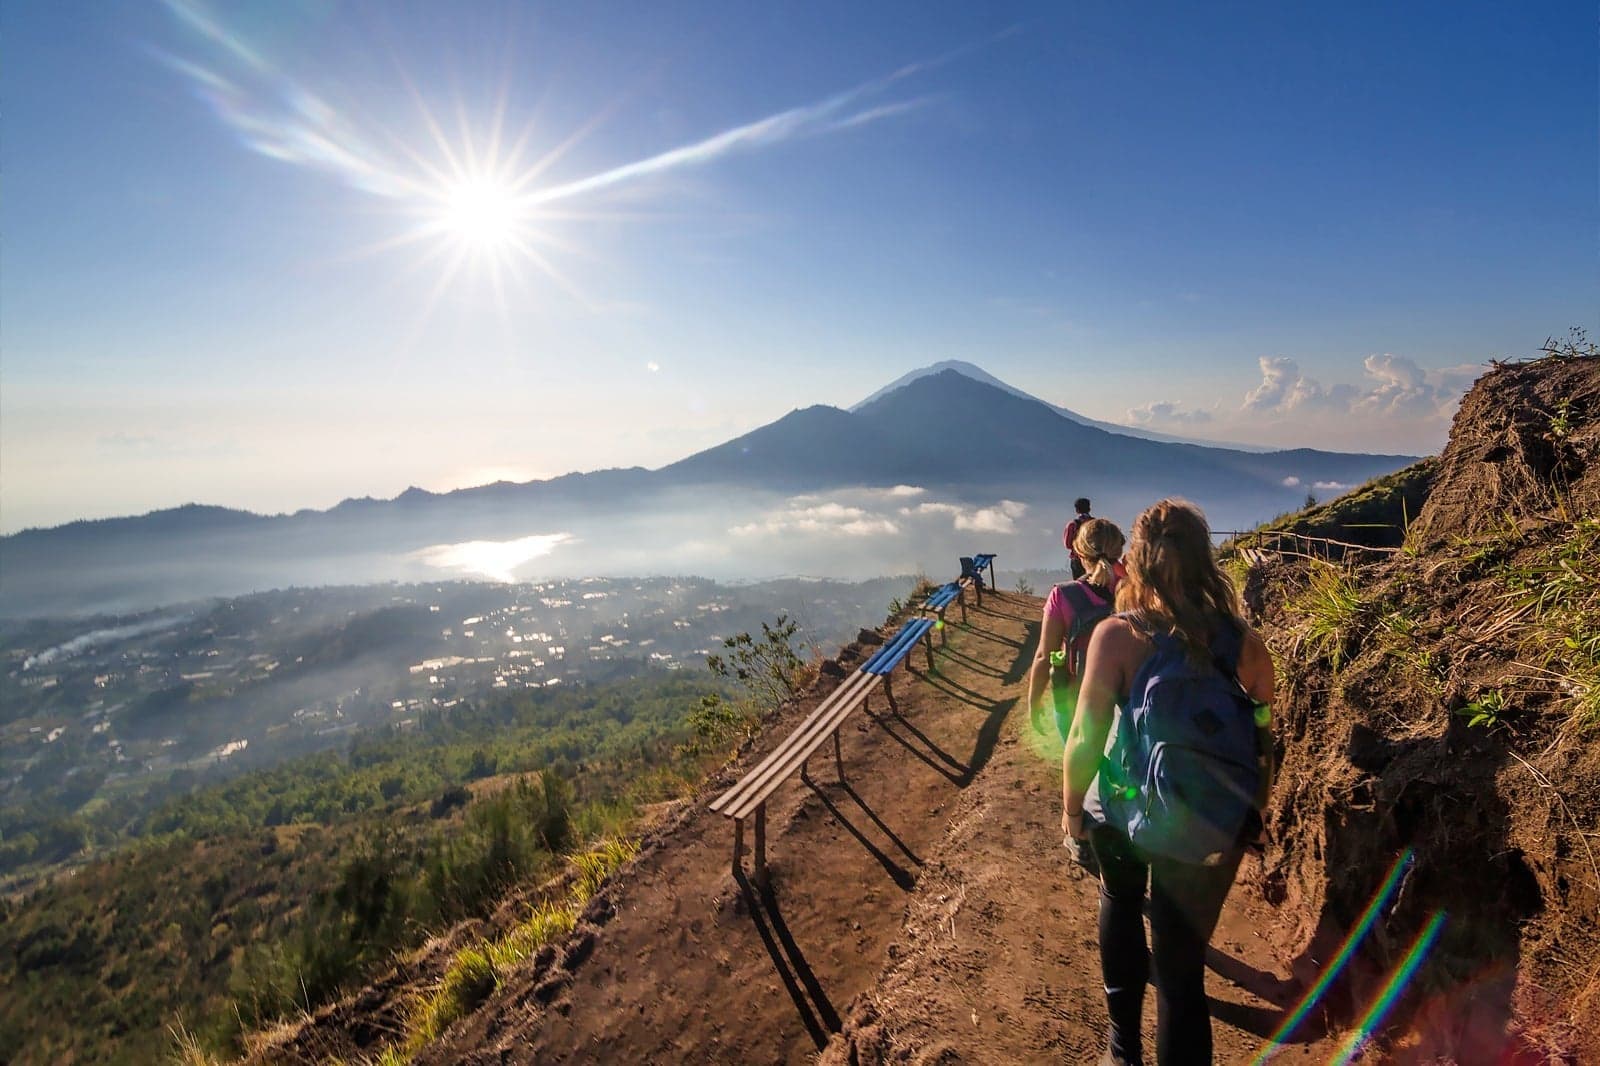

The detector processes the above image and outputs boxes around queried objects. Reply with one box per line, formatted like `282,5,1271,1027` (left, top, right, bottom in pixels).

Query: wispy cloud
901,498,1028,534
955,500,1027,534
731,490,1026,539
730,500,899,538
158,0,944,214
1126,400,1213,426
526,86,938,208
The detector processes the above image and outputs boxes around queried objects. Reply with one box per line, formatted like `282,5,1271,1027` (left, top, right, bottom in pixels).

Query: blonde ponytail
1073,518,1126,588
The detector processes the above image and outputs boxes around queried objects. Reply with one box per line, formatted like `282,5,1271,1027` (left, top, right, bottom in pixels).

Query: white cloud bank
731,501,900,538
1243,354,1479,419
733,493,1027,539
1115,352,1479,452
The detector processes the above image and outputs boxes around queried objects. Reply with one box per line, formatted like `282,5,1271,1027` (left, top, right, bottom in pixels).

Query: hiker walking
1030,517,1125,873
1063,498,1093,579
1063,498,1276,1066
1028,517,1126,744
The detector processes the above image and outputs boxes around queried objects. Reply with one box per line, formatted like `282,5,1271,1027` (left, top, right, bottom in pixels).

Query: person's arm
1063,618,1135,838
1237,626,1277,803
1028,599,1067,733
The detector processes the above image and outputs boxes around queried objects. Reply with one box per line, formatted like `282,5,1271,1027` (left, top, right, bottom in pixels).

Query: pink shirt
1044,568,1125,673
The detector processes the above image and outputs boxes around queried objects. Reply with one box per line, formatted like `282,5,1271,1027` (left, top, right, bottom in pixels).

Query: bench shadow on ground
936,641,1006,679
803,773,919,890
866,696,1017,789
734,867,841,1050
969,591,1038,624
726,591,1039,1055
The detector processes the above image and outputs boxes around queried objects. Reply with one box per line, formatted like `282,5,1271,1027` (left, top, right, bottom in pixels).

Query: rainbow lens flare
1249,848,1415,1064
1330,910,1448,1065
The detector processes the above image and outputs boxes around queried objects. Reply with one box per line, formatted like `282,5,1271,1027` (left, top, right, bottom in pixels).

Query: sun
438,175,524,252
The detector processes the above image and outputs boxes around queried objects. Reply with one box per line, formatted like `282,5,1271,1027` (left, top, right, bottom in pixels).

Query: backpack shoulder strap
1057,580,1091,613
1206,620,1253,698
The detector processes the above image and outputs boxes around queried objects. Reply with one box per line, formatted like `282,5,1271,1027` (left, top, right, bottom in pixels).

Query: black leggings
1089,825,1242,1065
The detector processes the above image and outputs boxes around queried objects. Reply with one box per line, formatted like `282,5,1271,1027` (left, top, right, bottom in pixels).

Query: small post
753,802,768,889
733,817,745,878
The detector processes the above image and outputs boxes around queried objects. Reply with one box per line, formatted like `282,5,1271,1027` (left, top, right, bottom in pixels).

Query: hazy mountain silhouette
851,359,1274,452
666,369,1405,493
0,366,1415,617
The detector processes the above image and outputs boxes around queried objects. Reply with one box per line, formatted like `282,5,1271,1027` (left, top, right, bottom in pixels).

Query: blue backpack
1100,616,1261,865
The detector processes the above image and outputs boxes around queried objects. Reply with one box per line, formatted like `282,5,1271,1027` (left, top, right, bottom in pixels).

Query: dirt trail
424,590,1349,1064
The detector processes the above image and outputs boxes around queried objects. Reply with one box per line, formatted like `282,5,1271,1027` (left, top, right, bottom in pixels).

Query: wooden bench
709,616,939,885
959,553,998,606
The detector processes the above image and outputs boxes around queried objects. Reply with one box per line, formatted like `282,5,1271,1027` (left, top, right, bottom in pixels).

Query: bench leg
833,730,845,781
924,632,934,671
884,674,897,712
988,559,997,589
753,802,768,890
959,595,968,625
733,817,745,878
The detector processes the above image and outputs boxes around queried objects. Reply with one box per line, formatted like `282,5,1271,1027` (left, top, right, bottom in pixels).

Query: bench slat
711,614,936,826
708,669,878,815
862,617,935,675
718,672,884,820
861,617,935,674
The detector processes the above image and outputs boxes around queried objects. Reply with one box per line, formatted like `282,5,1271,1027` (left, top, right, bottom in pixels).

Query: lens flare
153,0,956,311
1330,911,1448,1065
1248,848,1415,1064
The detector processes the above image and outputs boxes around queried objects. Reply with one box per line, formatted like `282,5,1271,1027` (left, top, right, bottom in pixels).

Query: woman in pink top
1027,517,1127,743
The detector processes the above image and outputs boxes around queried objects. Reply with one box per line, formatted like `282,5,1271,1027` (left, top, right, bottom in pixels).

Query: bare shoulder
1093,615,1149,653
1236,623,1276,700
1238,624,1270,663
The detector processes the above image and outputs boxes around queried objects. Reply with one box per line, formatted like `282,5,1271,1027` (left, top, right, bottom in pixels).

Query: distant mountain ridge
0,364,1419,617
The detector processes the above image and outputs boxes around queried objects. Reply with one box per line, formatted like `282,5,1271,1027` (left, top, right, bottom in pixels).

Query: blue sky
3,1,1595,531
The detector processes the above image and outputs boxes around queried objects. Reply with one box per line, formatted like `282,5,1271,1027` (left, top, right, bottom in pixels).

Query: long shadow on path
804,777,918,890
735,868,841,1050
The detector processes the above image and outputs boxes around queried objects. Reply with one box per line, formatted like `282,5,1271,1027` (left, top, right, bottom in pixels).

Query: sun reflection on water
412,532,574,583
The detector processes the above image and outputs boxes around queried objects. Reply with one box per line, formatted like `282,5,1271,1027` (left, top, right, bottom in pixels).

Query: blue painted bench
710,616,939,884
960,553,998,606
921,580,968,627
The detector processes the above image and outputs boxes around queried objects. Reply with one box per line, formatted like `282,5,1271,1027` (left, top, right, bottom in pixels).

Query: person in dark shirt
1063,497,1093,579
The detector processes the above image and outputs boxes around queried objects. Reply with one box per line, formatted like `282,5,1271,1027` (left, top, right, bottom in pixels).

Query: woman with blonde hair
1063,498,1275,1066
1027,516,1126,743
